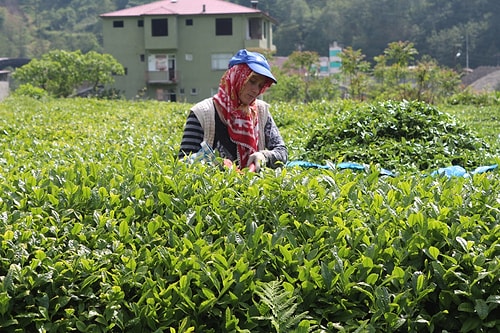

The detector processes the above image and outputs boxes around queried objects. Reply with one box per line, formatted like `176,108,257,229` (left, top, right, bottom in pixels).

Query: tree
372,44,460,103
4,0,499,67
12,49,124,97
266,71,305,102
383,41,418,67
413,57,460,103
80,51,124,92
373,41,418,99
273,0,313,55
282,51,321,102
339,47,371,100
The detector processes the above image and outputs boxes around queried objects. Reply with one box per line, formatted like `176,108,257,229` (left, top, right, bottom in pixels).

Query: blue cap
228,49,277,84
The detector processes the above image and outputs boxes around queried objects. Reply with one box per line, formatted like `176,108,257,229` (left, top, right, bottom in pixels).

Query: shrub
0,97,499,332
446,90,500,106
305,100,493,171
12,84,48,99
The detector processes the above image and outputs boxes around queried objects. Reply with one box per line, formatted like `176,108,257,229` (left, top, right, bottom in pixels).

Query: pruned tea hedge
305,100,494,171
0,96,499,332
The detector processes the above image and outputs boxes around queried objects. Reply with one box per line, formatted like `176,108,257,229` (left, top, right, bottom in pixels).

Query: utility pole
465,31,469,69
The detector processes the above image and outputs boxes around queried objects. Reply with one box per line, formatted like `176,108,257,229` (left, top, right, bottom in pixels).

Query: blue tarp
430,164,498,178
286,160,396,176
188,142,499,178
286,160,498,178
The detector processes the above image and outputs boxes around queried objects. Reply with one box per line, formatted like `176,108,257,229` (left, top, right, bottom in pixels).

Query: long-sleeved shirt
178,99,287,168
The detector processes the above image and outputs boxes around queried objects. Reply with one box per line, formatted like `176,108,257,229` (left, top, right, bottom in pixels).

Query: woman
178,49,287,171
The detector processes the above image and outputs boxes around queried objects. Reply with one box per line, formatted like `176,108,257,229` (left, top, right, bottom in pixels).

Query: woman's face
238,73,270,105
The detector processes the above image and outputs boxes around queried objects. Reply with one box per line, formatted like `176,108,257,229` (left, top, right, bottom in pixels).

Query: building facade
100,0,276,103
0,70,9,101
317,42,342,77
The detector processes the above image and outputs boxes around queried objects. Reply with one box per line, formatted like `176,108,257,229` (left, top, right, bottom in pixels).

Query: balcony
146,70,178,84
244,38,276,52
244,38,265,50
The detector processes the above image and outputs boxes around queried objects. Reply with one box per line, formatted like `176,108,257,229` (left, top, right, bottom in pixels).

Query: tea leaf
119,220,129,238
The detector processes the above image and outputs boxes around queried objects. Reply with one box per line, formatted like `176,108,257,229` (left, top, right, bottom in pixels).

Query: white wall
0,82,9,101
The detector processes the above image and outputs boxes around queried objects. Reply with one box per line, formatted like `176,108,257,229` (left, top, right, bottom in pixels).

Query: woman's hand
247,152,266,172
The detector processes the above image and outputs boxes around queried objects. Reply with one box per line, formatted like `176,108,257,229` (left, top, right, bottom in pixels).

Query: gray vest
191,97,269,150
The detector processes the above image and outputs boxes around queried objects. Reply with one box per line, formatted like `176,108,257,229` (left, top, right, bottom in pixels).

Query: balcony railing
146,70,178,84
244,38,276,52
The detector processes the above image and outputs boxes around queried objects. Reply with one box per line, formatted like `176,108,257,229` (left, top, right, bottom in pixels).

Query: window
152,18,168,36
169,89,177,102
149,54,167,71
138,20,144,27
248,18,262,39
215,18,232,36
191,88,198,95
186,19,193,26
113,20,124,28
211,53,232,70
148,54,176,81
140,54,145,62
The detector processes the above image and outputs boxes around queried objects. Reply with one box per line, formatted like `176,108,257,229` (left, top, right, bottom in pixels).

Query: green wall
102,13,275,103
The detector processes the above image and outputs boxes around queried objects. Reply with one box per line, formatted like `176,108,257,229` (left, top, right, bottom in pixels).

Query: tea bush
304,100,495,171
0,96,499,332
446,90,500,106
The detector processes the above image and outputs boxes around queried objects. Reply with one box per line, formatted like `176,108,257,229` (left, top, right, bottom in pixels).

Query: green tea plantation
0,96,499,332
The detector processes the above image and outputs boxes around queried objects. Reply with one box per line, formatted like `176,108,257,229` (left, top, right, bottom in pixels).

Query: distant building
316,42,342,76
0,70,9,101
328,42,342,74
273,42,343,77
100,0,277,102
0,58,31,101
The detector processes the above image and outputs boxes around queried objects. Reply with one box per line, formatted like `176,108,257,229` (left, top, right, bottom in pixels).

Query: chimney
202,4,206,12
251,0,258,9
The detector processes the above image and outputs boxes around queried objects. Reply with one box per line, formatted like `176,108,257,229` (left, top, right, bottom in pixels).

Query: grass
440,103,500,151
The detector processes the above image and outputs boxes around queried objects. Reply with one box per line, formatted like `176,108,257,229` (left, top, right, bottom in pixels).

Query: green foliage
267,50,340,103
372,55,462,104
0,96,499,332
254,280,310,333
305,100,494,170
371,42,460,103
11,50,124,98
338,43,463,104
283,51,320,73
446,90,500,106
306,76,340,102
266,72,339,103
266,72,305,102
80,51,126,90
12,84,48,100
270,44,462,103
339,47,372,100
440,98,500,151
1,0,499,67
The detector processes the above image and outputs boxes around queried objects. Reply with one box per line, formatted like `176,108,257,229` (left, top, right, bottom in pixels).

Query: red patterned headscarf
213,64,272,167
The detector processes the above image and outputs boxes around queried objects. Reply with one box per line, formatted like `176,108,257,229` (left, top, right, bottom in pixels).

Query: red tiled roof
100,0,260,17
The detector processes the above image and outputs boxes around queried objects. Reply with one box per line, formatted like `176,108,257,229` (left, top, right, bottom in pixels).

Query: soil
468,69,500,92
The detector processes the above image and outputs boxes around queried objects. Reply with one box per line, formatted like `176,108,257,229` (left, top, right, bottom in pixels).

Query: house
315,42,342,77
0,70,9,101
0,58,31,101
100,0,277,103
328,42,342,74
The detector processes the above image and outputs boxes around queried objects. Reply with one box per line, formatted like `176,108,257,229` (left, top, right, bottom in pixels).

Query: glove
247,152,266,172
